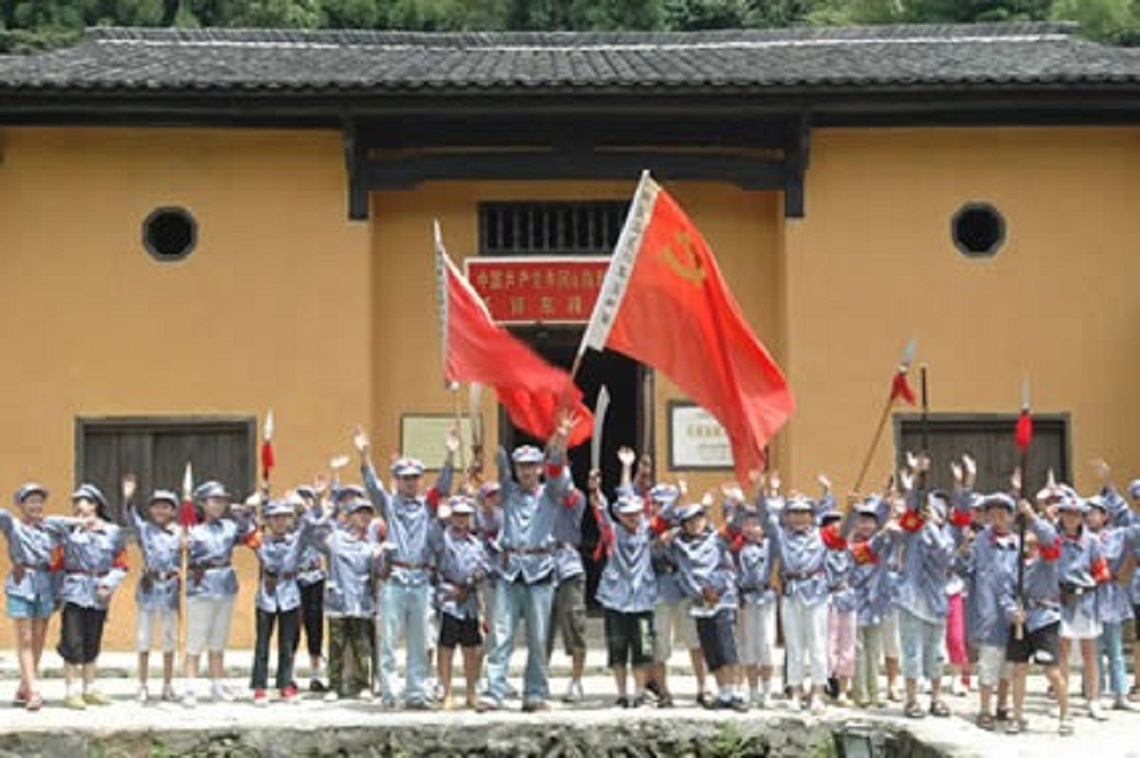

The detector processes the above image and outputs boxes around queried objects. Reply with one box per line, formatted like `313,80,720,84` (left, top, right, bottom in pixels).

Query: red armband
545,463,564,479
243,529,264,550
49,545,64,573
112,549,130,571
562,491,583,510
1038,537,1062,562
949,509,972,529
851,540,879,566
718,524,735,542
651,515,670,536
899,510,925,533
820,524,847,551
729,533,747,553
1091,556,1112,584
425,487,442,510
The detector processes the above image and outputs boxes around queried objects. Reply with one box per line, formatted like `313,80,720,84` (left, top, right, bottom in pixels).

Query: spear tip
900,338,918,368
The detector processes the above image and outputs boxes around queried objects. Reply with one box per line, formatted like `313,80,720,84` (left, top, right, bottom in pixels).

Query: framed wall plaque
399,414,473,470
667,401,733,470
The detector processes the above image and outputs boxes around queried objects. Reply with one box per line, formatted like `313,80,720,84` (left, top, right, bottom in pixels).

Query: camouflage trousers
328,616,374,696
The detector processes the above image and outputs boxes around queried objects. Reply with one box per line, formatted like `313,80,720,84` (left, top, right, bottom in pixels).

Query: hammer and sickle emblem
659,231,706,286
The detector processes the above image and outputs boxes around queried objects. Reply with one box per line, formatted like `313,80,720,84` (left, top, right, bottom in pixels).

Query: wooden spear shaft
853,391,896,494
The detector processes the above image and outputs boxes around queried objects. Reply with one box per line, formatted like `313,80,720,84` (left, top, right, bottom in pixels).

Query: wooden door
895,414,1070,494
76,417,255,525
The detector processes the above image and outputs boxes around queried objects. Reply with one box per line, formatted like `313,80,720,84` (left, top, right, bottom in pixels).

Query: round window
143,207,197,262
952,202,1005,258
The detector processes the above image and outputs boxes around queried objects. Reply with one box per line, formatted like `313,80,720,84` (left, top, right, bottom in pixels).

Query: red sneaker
280,685,300,704
253,689,269,706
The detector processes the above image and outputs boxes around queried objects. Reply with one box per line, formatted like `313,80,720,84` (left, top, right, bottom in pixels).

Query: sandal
930,700,951,718
1058,717,1074,736
996,707,1010,722
25,692,43,712
976,713,996,731
904,701,926,719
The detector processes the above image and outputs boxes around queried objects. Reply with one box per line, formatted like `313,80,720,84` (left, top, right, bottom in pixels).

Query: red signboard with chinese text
464,256,610,325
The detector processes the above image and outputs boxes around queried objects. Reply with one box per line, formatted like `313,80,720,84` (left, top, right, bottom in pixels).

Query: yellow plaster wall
0,127,372,649
781,127,1140,495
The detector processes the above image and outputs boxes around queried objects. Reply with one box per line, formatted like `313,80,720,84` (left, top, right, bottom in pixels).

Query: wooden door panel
896,414,1069,495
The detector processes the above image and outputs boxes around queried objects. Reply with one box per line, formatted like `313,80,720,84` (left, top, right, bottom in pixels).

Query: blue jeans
379,581,431,703
1098,621,1127,698
486,578,554,704
898,608,944,681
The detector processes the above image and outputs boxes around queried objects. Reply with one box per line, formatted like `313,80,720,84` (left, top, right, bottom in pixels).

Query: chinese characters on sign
465,257,611,325
668,401,734,470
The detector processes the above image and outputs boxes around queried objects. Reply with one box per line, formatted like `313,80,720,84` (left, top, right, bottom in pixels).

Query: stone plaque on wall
667,401,733,470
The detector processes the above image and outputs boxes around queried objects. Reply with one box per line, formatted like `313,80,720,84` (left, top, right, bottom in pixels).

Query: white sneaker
136,685,149,704
563,680,584,703
1113,697,1138,712
1088,700,1108,721
323,691,339,703
833,693,852,708
358,689,375,703
810,696,826,715
788,696,803,712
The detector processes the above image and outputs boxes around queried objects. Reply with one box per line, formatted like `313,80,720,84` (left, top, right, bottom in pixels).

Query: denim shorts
6,593,54,620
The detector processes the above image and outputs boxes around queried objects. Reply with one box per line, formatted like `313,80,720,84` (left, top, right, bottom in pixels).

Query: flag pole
853,339,918,493
449,382,469,482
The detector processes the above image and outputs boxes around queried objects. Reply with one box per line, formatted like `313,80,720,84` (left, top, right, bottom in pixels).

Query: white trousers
783,595,828,688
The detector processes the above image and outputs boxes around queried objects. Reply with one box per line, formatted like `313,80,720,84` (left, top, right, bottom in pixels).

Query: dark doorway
895,414,1070,494
499,326,646,610
76,416,256,526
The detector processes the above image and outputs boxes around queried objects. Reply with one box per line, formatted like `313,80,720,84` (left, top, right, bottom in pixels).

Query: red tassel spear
854,339,917,493
178,461,198,528
1015,377,1033,641
261,409,276,488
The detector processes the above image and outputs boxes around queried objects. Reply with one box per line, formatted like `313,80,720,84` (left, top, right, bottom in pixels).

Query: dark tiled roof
0,22,1138,94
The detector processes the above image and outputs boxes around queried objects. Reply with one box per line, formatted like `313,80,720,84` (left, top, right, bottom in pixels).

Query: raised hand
352,426,369,455
817,474,832,493
313,474,328,497
768,471,781,494
617,446,637,467
445,426,461,456
121,474,138,503
1011,467,1022,493
721,483,745,504
330,455,350,471
962,454,977,484
1018,498,1036,522
950,461,963,485
898,469,914,493
1091,458,1111,484
587,469,602,494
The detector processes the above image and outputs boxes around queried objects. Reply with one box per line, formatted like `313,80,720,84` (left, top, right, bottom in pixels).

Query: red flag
435,224,593,448
580,172,794,484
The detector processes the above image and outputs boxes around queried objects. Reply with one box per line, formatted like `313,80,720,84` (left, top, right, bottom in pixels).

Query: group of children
3,422,1140,737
